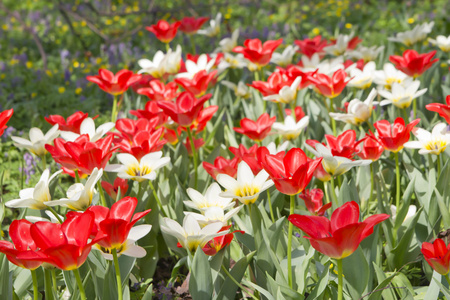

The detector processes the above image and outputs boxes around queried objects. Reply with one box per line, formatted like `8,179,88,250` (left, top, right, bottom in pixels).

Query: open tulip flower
258,147,322,195
370,117,420,153
329,88,378,125
203,156,240,179
421,238,450,276
101,177,129,201
184,182,235,212
88,196,152,259
404,122,450,155
271,115,309,140
174,70,218,96
249,70,291,96
426,95,450,124
263,77,302,104
289,201,389,259
378,80,427,109
0,108,13,136
136,80,179,102
233,38,283,68
45,111,92,133
310,69,350,99
145,20,181,43
388,22,434,46
299,189,331,216
389,49,438,78
294,35,328,58
202,225,244,256
234,113,276,142
356,136,385,161
86,69,142,96
130,101,168,127
11,124,60,157
323,129,359,159
229,144,263,175
178,16,209,34
60,117,115,142
429,35,450,52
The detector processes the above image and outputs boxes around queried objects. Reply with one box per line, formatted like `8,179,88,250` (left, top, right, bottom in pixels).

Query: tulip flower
421,238,450,275
86,69,142,96
259,147,322,195
263,77,302,104
288,201,389,259
356,136,384,161
347,61,376,89
11,124,60,157
189,105,218,133
184,183,235,212
299,189,331,216
222,81,251,99
404,123,450,155
429,35,450,52
0,108,13,136
389,50,438,78
234,113,276,142
60,117,115,142
129,101,168,127
179,16,209,34
184,136,205,156
138,45,182,78
324,129,359,159
157,92,211,127
203,156,240,179
310,69,350,99
329,89,378,126
45,111,91,133
0,219,45,269
229,144,261,174
185,206,242,227
101,177,129,200
285,106,306,122
373,63,410,90
145,20,181,43
323,33,361,56
388,21,434,46
197,13,222,37
202,226,244,256
136,80,179,101
216,161,273,205
370,117,420,153
272,115,309,140
270,45,299,67
233,38,283,67
177,54,216,79
378,80,427,109
426,95,450,124
294,35,328,58
349,45,385,62
174,70,217,96
88,197,151,259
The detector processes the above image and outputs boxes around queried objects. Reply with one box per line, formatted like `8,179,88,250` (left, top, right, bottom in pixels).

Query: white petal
122,243,147,258
128,225,152,242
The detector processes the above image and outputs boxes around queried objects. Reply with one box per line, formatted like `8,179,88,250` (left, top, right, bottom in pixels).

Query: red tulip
299,189,331,216
229,144,262,175
145,20,181,43
249,71,290,96
389,50,438,78
356,136,384,161
179,16,209,34
294,35,328,58
309,69,350,99
370,117,420,153
137,80,179,101
203,156,240,179
288,201,389,259
88,197,151,250
233,38,283,67
0,108,13,136
18,210,104,270
129,101,168,127
87,69,142,96
45,111,92,133
175,70,217,96
421,238,450,275
184,137,205,156
0,220,45,269
101,177,129,200
259,147,322,195
324,129,358,159
130,74,154,92
157,92,211,127
285,106,306,122
426,95,450,124
284,65,317,89
202,226,244,256
189,105,218,133
234,113,276,142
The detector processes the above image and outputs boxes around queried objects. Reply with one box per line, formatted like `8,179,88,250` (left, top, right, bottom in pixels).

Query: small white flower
349,45,385,62
263,77,302,103
184,183,235,212
184,206,242,227
96,225,152,260
347,61,377,89
390,205,417,223
429,35,450,52
218,53,248,71
198,13,221,37
266,141,289,154
216,29,239,53
404,123,450,155
374,63,410,90
45,168,103,211
160,214,227,252
323,33,356,56
329,88,378,125
216,161,273,205
138,45,182,77
11,125,60,157
25,210,63,223
6,169,62,210
176,54,216,79
221,80,251,98
105,152,170,182
271,45,299,67
388,22,434,46
305,143,372,176
378,80,427,109
300,55,344,76
60,118,114,142
272,115,309,140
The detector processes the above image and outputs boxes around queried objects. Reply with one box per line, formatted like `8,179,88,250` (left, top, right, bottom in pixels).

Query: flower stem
44,269,53,300
254,70,260,81
186,127,198,189
395,152,400,209
112,248,123,300
369,163,374,204
337,259,344,300
74,170,80,183
445,273,450,286
97,181,107,207
277,102,285,122
165,43,170,52
47,207,63,224
221,265,259,300
437,154,441,178
330,177,339,205
111,95,118,123
324,181,331,205
148,180,168,218
51,269,58,297
189,35,196,55
31,269,39,300
73,268,87,300
267,189,275,223
328,98,337,136
41,154,47,170
287,194,295,289
413,98,417,119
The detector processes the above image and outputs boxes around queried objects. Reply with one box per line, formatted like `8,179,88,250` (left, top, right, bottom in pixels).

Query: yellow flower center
424,139,447,154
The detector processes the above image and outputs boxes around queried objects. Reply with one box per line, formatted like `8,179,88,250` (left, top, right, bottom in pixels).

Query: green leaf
306,261,330,300
0,254,11,300
424,271,442,300
368,263,397,300
189,248,213,300
118,255,136,286
141,283,153,300
342,248,369,298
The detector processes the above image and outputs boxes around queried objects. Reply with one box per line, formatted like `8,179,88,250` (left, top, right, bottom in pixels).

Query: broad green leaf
368,263,397,300
306,261,330,300
189,247,213,300
342,248,369,299
0,254,11,300
141,283,153,300
424,271,442,300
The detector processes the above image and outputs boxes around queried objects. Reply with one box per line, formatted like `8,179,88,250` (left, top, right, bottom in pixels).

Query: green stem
186,127,198,189
51,269,58,297
221,265,259,300
277,102,285,122
413,98,417,119
329,98,337,136
97,181,107,207
323,181,331,205
254,70,260,81
47,207,63,224
337,259,344,300
31,269,39,300
330,177,339,206
189,35,196,55
112,248,123,300
165,42,170,52
287,194,295,289
366,120,376,133
111,95,118,123
41,154,46,170
148,180,168,218
369,163,374,204
73,268,87,300
445,273,450,287
74,170,80,184
402,108,409,122
44,269,53,300
437,154,441,177
395,152,400,209
267,189,275,223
